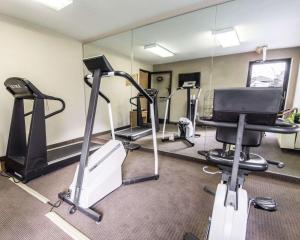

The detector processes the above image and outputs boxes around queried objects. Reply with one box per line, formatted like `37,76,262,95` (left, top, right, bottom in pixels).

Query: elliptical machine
162,74,201,146
59,55,159,222
185,88,299,240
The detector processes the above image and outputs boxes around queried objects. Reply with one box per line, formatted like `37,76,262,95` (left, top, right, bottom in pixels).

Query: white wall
0,15,85,155
83,44,153,133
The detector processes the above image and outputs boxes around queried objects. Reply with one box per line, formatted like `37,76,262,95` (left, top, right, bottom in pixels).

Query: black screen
178,72,201,88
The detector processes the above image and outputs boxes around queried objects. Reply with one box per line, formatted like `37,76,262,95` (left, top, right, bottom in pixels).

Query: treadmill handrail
84,77,110,103
197,118,299,134
24,95,65,119
44,95,66,119
129,96,138,107
113,71,154,104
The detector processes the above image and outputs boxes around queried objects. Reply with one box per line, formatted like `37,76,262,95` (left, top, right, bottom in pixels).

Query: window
247,58,291,109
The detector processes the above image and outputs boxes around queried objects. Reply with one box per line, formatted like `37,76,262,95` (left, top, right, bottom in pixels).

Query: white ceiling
92,0,300,64
0,0,229,41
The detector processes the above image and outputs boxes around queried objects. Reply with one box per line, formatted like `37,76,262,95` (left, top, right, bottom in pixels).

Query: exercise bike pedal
69,205,77,214
252,197,278,212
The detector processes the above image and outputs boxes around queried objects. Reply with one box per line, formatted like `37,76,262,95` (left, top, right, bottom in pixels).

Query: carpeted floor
0,176,70,240
1,150,299,240
104,124,300,178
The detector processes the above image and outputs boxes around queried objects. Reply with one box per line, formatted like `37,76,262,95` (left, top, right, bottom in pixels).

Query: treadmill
4,77,101,182
115,88,160,141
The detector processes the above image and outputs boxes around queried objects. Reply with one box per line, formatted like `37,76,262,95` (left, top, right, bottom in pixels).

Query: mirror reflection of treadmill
115,88,160,141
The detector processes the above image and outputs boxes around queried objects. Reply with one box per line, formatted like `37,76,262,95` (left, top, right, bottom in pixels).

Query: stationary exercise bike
59,55,159,222
185,88,299,240
162,74,201,146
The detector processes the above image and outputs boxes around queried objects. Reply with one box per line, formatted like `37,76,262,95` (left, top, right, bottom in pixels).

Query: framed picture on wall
247,58,292,109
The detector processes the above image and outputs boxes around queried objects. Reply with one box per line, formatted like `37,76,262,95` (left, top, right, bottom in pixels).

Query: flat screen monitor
178,72,200,88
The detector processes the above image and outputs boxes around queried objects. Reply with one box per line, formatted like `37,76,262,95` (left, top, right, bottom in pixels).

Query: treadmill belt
115,127,152,141
47,142,100,162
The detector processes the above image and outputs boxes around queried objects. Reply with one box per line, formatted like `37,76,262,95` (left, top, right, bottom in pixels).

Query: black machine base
5,142,101,183
123,142,141,151
197,150,208,157
183,233,199,240
123,174,159,185
162,135,195,146
58,192,102,223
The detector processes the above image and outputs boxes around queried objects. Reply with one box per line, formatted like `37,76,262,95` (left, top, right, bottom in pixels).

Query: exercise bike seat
207,149,268,172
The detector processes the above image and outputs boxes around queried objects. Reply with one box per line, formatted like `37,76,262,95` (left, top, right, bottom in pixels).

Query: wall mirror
83,0,300,179
209,0,300,178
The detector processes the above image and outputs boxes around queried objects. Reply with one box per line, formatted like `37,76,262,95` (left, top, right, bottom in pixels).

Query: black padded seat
216,127,262,147
207,149,268,172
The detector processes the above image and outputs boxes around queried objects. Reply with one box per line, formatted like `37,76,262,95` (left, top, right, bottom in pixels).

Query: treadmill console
4,77,35,98
145,88,158,97
178,72,200,88
182,81,196,88
138,88,158,97
83,55,114,73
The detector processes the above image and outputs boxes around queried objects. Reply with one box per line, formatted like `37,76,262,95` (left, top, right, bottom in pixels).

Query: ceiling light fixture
144,43,174,57
213,28,240,48
32,0,73,11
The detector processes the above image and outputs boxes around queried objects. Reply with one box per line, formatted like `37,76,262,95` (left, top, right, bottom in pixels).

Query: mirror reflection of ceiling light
213,28,240,48
144,43,174,57
32,0,73,11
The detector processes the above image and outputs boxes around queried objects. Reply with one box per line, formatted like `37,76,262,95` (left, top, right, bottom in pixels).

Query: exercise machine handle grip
129,97,138,107
44,95,66,119
84,76,110,103
197,118,299,134
24,96,65,118
113,71,153,104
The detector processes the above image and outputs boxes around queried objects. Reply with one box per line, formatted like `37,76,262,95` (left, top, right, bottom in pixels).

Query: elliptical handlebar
23,94,65,119
113,71,154,104
197,118,299,134
84,76,110,103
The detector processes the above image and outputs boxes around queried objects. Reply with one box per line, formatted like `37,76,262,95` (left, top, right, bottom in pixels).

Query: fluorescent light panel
214,28,240,48
32,0,73,11
144,43,174,57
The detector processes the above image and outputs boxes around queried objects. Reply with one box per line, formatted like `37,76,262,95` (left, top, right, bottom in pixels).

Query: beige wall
0,15,85,155
83,44,153,133
154,47,300,122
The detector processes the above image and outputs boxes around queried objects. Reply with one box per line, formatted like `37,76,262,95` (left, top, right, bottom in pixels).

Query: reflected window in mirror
247,58,291,109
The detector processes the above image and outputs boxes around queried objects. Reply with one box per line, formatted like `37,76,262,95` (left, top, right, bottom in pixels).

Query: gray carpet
0,176,70,240
0,150,297,240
